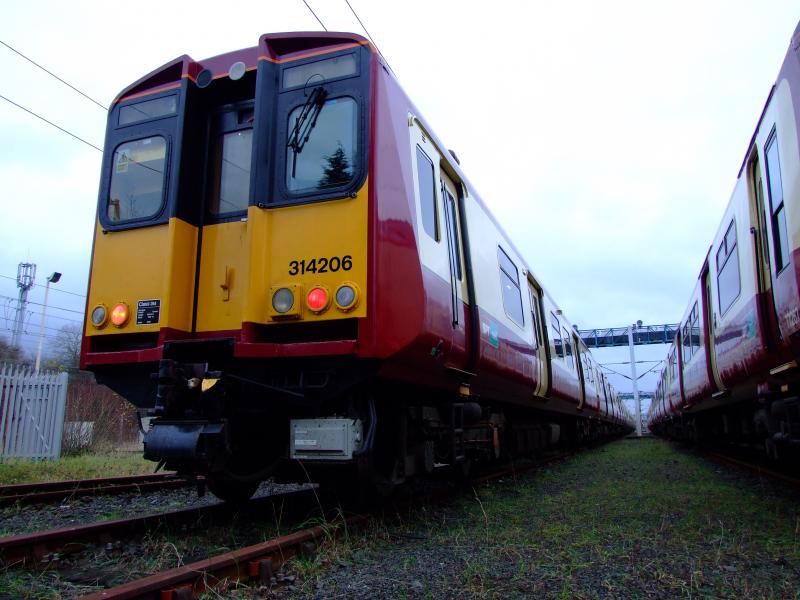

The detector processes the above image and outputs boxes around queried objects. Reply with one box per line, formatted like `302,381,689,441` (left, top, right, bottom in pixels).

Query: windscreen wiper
288,86,328,157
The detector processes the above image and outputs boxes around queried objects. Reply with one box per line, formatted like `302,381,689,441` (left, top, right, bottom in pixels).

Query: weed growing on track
287,438,800,599
0,454,157,485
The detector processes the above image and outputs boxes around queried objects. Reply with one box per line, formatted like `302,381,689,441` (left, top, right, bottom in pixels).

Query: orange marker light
110,303,129,327
306,287,329,312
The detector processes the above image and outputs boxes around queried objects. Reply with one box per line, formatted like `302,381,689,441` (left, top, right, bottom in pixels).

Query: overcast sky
1,1,797,407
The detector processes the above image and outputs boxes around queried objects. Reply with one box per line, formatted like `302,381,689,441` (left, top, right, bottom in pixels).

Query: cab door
194,102,255,333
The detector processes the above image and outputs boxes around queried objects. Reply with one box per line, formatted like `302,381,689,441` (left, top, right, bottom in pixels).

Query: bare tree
0,335,24,365
62,372,140,454
49,324,82,369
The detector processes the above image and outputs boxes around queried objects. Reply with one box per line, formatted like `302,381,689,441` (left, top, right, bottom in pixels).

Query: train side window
668,353,676,386
690,302,701,354
716,219,741,315
107,136,167,223
765,131,790,273
550,313,563,359
286,96,357,192
443,188,463,280
528,287,541,349
415,147,439,241
682,323,691,362
562,327,574,370
498,247,524,326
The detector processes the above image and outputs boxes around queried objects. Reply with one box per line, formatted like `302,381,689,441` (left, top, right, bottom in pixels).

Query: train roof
113,32,372,105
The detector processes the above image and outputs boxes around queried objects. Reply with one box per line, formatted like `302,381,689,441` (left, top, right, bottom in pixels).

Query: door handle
220,266,233,302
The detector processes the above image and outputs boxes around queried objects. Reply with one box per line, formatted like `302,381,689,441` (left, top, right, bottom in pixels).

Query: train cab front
80,33,376,500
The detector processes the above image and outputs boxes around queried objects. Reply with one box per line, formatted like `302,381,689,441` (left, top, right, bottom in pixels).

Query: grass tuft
0,453,157,485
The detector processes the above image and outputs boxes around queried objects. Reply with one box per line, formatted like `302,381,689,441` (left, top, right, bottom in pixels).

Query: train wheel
449,458,473,484
206,476,260,503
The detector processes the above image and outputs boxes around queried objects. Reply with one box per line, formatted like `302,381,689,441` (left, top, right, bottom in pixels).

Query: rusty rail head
80,514,370,600
0,473,179,496
0,476,193,507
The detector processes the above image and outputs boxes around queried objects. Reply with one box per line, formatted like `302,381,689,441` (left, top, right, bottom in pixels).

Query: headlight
335,283,359,311
110,303,129,327
272,287,294,314
90,305,108,328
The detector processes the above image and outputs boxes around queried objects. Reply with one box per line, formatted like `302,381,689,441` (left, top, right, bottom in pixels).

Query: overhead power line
0,93,103,152
2,327,63,344
343,0,393,72
0,294,84,316
301,0,328,31
5,307,83,325
600,361,663,381
0,39,107,110
24,299,84,315
0,274,86,298
28,313,81,325
4,321,75,336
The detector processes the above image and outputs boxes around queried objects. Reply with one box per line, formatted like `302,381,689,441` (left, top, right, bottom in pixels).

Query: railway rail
0,473,194,507
0,487,316,567
704,450,800,488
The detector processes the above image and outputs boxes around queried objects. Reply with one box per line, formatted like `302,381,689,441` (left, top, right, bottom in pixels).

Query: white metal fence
0,363,68,460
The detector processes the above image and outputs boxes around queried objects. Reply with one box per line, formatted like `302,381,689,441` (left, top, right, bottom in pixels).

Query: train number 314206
289,256,353,275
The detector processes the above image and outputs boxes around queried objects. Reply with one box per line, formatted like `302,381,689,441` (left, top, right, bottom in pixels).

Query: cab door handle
220,266,234,301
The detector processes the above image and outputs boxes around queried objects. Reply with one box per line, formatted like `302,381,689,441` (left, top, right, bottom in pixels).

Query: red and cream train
648,21,800,458
80,32,633,500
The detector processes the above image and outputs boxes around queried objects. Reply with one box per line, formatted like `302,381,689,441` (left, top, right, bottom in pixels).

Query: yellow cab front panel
195,188,368,334
81,35,374,393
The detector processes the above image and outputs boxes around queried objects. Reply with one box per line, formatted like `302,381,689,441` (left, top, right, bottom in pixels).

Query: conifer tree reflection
319,143,352,187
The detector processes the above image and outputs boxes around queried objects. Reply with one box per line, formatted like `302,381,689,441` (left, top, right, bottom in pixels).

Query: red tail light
306,287,329,312
110,303,129,327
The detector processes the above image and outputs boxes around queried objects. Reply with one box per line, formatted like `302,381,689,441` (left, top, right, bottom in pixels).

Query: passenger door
527,277,549,398
409,120,470,371
440,172,468,369
749,151,782,347
702,267,725,392
194,102,255,333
